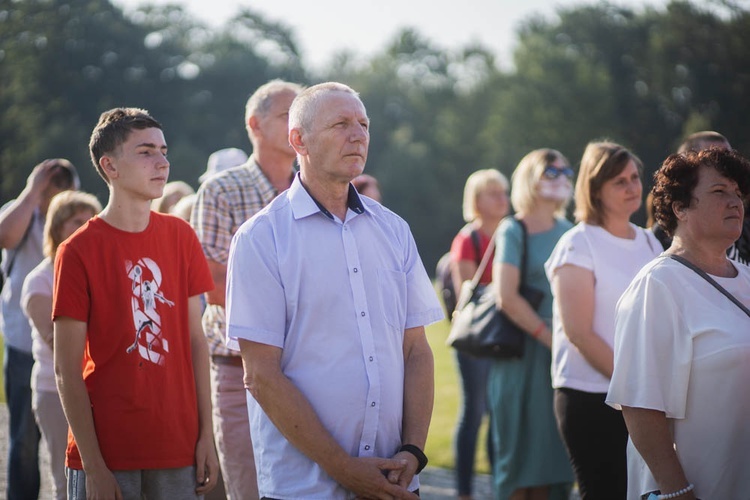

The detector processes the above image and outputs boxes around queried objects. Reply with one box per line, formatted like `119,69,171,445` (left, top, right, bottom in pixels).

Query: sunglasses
542,165,574,180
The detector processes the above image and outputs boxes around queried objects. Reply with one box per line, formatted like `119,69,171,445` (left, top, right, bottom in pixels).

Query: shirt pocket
377,268,407,333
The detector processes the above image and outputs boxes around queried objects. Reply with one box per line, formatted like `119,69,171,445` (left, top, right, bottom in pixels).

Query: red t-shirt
53,213,213,470
449,227,494,285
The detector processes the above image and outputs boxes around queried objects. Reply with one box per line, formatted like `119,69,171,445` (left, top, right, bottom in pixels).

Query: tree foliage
1,0,748,270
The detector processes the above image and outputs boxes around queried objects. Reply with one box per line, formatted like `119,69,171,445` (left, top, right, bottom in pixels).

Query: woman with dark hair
545,142,660,499
607,148,750,499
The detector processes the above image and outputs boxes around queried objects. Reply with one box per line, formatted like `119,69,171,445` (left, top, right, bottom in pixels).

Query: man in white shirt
226,82,443,499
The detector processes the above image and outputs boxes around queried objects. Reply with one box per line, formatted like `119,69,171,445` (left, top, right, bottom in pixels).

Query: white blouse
21,258,55,393
607,256,750,499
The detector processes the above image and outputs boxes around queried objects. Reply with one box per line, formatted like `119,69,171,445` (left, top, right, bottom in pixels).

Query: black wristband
399,444,428,474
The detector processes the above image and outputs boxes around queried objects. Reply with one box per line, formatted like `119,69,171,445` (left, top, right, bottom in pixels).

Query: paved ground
0,404,54,499
0,403,492,499
420,466,493,499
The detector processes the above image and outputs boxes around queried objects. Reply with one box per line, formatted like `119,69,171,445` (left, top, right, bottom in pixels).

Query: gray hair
244,80,304,134
288,82,361,134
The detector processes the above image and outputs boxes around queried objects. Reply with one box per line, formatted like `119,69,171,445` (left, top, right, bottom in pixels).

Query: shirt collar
289,172,366,221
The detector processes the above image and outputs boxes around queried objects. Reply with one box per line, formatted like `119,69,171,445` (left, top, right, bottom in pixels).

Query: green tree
0,0,192,201
0,0,308,203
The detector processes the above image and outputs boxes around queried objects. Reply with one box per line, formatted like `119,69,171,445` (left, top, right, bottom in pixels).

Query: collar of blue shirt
291,172,366,221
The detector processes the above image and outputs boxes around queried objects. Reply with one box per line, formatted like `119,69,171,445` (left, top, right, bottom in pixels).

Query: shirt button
364,445,370,450
361,311,366,317
369,356,373,361
353,267,358,273
371,402,376,407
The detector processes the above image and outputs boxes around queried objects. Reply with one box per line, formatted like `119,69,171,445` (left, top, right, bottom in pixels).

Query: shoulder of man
234,190,292,236
197,161,255,195
362,202,418,247
54,220,98,269
363,199,409,227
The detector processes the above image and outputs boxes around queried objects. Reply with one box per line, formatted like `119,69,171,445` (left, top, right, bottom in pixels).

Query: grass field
425,318,491,473
0,318,490,473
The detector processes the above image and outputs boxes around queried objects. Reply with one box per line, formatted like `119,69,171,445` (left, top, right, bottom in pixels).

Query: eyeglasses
542,165,574,180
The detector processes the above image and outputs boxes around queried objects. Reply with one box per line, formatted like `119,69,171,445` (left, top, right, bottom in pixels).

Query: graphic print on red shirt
125,257,175,365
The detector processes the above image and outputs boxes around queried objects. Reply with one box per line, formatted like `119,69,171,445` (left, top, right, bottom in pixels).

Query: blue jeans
4,345,41,500
453,351,493,496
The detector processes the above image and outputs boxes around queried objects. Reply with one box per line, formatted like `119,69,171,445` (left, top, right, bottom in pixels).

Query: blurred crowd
2,74,749,500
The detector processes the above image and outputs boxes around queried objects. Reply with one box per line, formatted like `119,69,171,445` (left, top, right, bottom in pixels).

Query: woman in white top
21,191,101,500
545,142,660,499
607,148,750,499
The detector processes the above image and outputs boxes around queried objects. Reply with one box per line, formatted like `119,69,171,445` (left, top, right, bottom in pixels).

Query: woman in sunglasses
545,142,661,499
488,149,575,500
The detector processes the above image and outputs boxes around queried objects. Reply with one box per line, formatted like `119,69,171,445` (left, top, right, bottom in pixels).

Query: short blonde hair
462,169,509,222
44,191,102,259
574,141,643,225
510,149,570,217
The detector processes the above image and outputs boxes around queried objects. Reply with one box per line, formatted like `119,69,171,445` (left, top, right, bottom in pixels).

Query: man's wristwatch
399,444,428,474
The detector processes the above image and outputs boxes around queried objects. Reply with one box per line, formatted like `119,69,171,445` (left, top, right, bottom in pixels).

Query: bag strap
2,216,33,280
469,229,482,265
459,217,529,308
668,254,750,319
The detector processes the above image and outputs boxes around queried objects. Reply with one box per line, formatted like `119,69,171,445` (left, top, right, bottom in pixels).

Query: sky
112,0,671,71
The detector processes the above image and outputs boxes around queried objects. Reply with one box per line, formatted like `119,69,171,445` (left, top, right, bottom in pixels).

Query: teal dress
488,217,574,499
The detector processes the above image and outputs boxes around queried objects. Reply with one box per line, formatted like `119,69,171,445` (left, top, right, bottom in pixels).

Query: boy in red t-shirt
53,108,218,498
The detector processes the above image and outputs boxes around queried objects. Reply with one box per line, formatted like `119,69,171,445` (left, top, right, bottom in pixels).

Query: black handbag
446,218,544,359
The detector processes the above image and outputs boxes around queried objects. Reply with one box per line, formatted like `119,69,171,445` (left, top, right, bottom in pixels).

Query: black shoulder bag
446,218,544,359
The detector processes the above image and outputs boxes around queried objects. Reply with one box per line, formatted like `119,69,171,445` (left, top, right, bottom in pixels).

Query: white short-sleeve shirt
21,258,55,393
607,256,750,499
226,174,444,499
545,223,660,392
